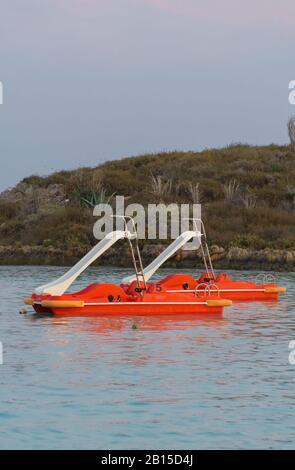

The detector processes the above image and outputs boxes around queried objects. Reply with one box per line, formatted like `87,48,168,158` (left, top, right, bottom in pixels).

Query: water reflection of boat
29,313,225,335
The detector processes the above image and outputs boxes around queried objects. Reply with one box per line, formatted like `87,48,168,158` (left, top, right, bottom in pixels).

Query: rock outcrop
0,243,294,270
0,182,67,214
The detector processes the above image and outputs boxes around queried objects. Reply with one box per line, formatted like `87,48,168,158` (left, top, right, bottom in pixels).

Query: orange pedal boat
25,280,231,316
24,217,232,316
123,218,286,302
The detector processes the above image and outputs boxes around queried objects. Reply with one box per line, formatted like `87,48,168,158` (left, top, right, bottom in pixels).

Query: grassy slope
0,144,294,267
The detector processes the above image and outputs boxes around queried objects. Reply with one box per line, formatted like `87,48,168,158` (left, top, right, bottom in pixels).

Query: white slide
122,230,200,284
35,231,128,296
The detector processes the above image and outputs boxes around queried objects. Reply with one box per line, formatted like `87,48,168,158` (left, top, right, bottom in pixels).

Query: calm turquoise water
0,265,294,450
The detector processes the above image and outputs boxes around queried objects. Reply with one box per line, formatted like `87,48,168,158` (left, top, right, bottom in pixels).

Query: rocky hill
0,144,294,270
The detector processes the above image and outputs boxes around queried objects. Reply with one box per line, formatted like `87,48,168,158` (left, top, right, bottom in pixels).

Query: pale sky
0,0,294,190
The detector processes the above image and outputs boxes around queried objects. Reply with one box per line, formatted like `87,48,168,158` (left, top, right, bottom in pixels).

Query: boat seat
73,283,126,300
215,273,232,282
157,274,197,290
124,280,146,296
198,272,215,283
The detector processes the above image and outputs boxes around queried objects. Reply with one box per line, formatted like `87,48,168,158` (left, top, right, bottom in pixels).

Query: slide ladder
114,216,147,290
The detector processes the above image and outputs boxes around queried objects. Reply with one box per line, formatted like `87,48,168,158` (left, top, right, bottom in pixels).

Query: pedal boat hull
25,282,232,316
154,273,286,302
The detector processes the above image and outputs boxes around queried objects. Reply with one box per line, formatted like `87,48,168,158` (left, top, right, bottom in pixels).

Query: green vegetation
0,144,294,267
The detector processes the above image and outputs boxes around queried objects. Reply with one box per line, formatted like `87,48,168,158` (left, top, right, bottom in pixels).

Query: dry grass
223,179,240,202
1,143,294,251
150,173,172,200
288,116,295,151
186,181,201,204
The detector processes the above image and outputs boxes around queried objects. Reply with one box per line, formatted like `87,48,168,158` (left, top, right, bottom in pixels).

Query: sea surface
0,265,294,450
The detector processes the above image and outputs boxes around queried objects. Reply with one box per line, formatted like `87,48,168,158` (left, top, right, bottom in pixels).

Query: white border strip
84,301,208,306
166,289,266,293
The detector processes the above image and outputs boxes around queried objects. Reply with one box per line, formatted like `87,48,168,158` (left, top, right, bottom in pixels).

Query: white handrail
184,218,215,277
